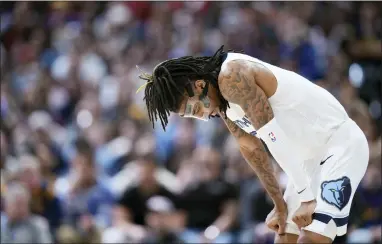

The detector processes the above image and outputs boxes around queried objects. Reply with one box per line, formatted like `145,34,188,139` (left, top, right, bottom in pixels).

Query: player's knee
298,230,332,244
297,235,313,244
275,233,299,243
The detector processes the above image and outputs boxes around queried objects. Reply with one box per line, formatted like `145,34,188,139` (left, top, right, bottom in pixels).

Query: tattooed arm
218,60,274,129
218,60,285,208
219,60,315,205
220,116,285,208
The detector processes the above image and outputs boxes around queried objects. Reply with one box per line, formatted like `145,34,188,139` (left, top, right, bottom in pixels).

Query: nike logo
320,155,333,165
297,188,306,194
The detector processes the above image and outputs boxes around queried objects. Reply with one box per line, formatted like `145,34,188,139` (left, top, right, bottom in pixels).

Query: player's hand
292,200,317,229
265,203,288,235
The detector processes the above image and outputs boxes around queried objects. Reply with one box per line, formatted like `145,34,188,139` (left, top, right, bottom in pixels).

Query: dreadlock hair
138,45,230,130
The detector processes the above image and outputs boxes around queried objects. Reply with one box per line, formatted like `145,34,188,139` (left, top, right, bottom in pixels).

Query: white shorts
284,119,369,240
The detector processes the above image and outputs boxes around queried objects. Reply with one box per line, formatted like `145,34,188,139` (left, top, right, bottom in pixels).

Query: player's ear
194,80,206,94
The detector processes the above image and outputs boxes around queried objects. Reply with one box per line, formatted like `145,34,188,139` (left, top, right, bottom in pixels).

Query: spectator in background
0,131,7,169
347,101,381,160
116,155,180,235
0,2,380,243
250,181,279,243
101,206,142,243
17,154,63,236
1,183,52,244
160,119,197,173
27,111,70,177
55,137,114,240
143,196,185,244
178,147,238,244
348,164,382,244
0,131,9,199
220,135,261,243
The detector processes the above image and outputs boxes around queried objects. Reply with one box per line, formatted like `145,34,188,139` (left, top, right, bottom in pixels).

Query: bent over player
137,46,369,243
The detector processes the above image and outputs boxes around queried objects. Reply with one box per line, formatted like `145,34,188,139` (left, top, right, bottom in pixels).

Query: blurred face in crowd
138,159,157,187
119,119,139,140
18,156,42,190
146,211,171,233
145,196,175,233
176,80,221,121
226,150,253,181
348,102,375,141
5,185,31,221
135,135,156,157
360,2,378,21
33,129,51,145
194,147,221,181
72,151,95,186
35,142,56,174
174,120,195,150
362,165,381,191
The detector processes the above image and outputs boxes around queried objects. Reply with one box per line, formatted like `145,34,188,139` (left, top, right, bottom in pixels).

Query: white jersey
221,53,349,159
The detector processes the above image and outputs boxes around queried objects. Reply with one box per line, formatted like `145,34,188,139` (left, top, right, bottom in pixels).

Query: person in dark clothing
178,147,238,244
117,156,179,226
143,196,185,244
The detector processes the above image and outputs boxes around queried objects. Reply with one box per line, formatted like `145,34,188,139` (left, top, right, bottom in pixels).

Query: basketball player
137,46,369,243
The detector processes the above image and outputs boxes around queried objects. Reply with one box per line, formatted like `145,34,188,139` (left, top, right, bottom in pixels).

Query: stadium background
0,1,380,244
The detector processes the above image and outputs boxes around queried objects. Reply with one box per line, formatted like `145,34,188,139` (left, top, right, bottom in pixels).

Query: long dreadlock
137,46,230,131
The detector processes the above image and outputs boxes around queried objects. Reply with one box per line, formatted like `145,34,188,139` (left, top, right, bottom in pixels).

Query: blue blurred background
0,2,381,244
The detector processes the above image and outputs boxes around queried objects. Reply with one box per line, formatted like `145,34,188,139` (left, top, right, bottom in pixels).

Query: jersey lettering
234,116,252,129
234,116,257,136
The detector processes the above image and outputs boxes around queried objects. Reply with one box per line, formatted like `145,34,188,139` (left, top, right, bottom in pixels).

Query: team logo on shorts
321,176,352,211
269,132,276,142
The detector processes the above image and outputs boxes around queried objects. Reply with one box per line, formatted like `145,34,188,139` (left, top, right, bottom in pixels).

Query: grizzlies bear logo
321,176,352,211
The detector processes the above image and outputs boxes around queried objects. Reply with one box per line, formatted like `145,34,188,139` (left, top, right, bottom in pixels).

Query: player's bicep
219,60,274,129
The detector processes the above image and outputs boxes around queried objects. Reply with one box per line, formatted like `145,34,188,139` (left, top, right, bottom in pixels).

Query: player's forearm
240,146,285,208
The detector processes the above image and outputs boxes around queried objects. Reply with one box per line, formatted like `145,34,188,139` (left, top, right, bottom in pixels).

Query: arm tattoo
219,61,284,207
219,61,274,129
240,145,284,206
221,116,246,139
221,117,284,206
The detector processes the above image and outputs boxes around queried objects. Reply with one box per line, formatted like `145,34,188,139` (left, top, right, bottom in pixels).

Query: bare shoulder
218,59,277,99
218,59,275,129
218,59,256,80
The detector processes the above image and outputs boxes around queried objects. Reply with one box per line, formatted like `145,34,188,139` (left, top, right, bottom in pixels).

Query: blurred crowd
0,2,381,244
